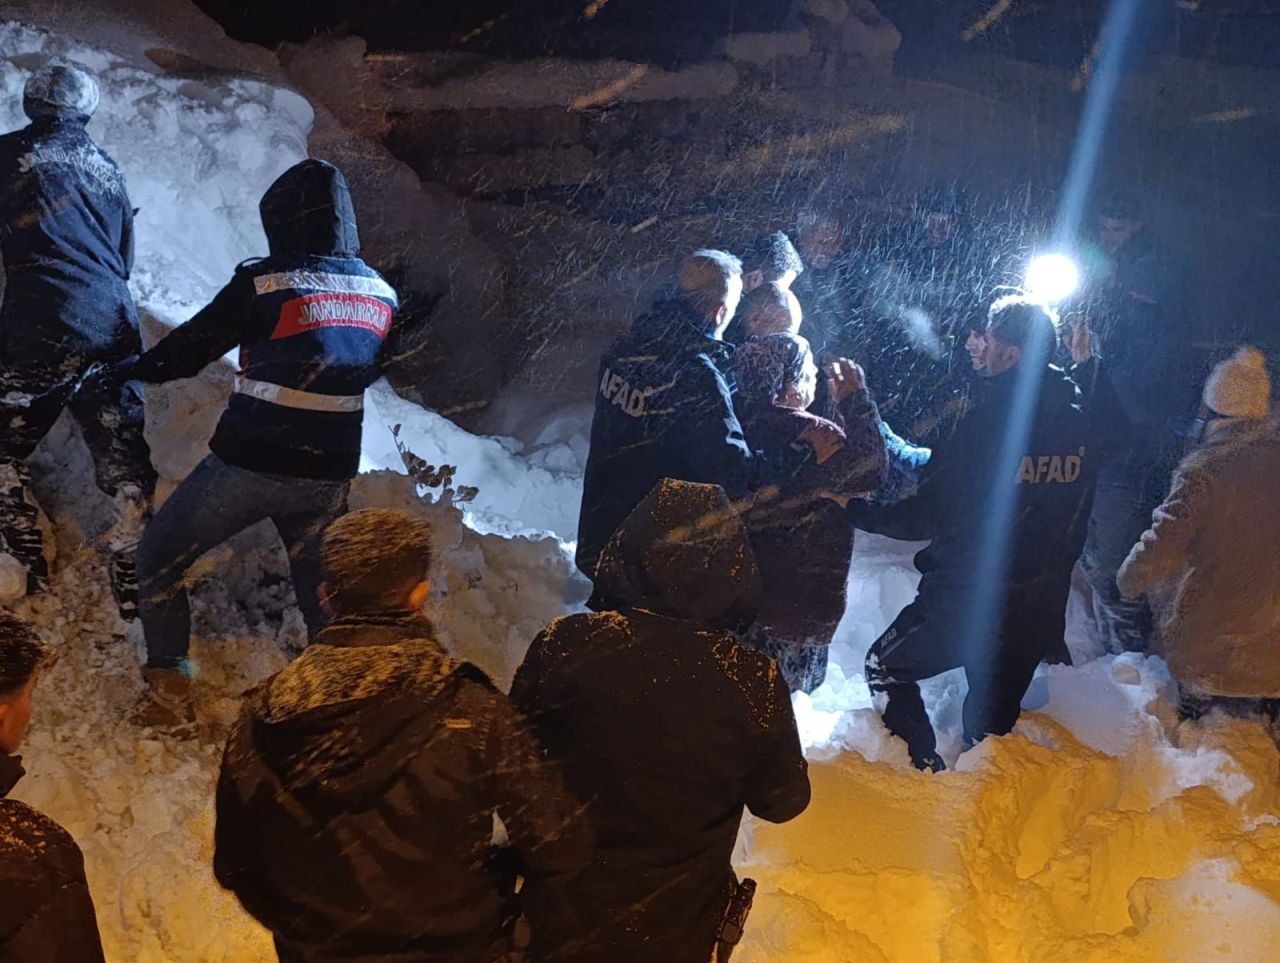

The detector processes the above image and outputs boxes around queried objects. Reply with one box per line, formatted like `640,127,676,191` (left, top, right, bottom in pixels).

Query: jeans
137,454,348,668
0,354,156,589
1079,444,1176,653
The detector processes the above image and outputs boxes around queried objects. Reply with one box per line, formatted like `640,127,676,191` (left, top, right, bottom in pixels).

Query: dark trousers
0,353,156,588
137,454,348,668
866,584,1064,764
1079,444,1177,654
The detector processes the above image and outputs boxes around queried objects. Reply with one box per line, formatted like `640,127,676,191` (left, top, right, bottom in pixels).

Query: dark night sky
192,0,1280,68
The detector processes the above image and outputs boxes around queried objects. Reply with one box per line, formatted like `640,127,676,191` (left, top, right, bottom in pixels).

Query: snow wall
3,16,1280,963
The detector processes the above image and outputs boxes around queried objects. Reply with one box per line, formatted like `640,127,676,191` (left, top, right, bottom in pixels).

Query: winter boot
108,548,139,622
107,484,148,622
131,666,196,732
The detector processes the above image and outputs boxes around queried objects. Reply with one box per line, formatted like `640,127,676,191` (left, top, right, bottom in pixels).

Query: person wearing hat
1118,347,1280,720
0,63,155,614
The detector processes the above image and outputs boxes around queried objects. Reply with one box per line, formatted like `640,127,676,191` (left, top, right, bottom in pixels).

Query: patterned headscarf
735,332,812,405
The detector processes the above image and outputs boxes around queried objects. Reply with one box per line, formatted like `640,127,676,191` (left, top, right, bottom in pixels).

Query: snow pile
361,381,587,541
738,534,1280,963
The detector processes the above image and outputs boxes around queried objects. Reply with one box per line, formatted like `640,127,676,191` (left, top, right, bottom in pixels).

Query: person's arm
745,671,810,823
821,362,888,494
673,358,765,499
1117,464,1204,600
482,689,592,881
852,417,965,541
130,269,254,384
120,204,137,280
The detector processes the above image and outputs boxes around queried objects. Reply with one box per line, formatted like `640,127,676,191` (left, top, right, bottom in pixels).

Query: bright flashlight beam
1054,0,1146,249
1025,254,1080,304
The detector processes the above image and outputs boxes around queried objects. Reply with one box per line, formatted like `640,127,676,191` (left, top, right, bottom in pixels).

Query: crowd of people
2,61,1279,962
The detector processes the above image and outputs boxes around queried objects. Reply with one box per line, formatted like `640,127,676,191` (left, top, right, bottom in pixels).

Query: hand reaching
825,358,866,402
1065,318,1094,365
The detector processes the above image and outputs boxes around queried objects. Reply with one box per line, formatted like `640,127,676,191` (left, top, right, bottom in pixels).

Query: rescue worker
858,298,1098,770
124,159,397,728
0,64,155,614
215,509,588,962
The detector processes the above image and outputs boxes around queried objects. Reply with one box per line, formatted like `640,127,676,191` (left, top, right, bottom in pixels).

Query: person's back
0,66,135,364
215,510,586,962
131,158,396,480
515,480,810,963
576,250,751,579
1119,349,1280,698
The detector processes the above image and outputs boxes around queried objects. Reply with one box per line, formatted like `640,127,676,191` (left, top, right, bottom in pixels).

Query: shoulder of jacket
0,799,80,862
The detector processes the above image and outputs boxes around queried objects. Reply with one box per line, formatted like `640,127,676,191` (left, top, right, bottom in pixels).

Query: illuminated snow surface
4,16,1280,963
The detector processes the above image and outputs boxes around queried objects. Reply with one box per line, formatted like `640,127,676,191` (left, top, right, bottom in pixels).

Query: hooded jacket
0,754,106,963
214,614,588,963
738,388,886,644
513,480,810,963
0,117,136,365
576,297,797,581
858,363,1097,611
131,159,397,480
1118,418,1280,697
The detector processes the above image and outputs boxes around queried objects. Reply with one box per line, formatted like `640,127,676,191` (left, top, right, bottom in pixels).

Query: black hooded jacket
576,297,791,580
214,613,588,963
857,363,1098,605
0,118,136,365
513,480,811,963
131,159,397,480
0,755,106,963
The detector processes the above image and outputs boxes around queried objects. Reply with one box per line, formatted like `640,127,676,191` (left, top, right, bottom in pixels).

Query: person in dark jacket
576,249,805,584
858,298,1098,771
1076,193,1203,654
734,333,886,692
215,508,588,963
723,231,804,345
0,64,155,610
125,159,398,728
513,479,811,963
0,611,106,963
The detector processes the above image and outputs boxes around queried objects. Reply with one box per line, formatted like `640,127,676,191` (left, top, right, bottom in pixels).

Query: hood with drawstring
511,479,809,963
214,614,588,962
591,478,760,632
259,158,360,259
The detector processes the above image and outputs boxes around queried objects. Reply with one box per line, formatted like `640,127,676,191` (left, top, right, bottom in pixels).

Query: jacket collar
0,753,25,798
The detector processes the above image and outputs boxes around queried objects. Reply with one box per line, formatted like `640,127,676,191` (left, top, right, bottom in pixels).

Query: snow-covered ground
4,14,1280,963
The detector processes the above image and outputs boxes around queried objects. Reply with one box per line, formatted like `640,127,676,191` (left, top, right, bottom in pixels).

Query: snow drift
2,12,1279,963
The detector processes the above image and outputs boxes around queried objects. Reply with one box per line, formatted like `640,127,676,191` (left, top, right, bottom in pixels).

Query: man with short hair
740,230,804,294
1,611,106,961
0,63,156,611
576,248,800,582
858,298,1098,770
215,508,588,963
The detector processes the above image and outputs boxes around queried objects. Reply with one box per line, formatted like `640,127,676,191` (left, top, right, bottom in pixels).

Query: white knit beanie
1203,346,1271,420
